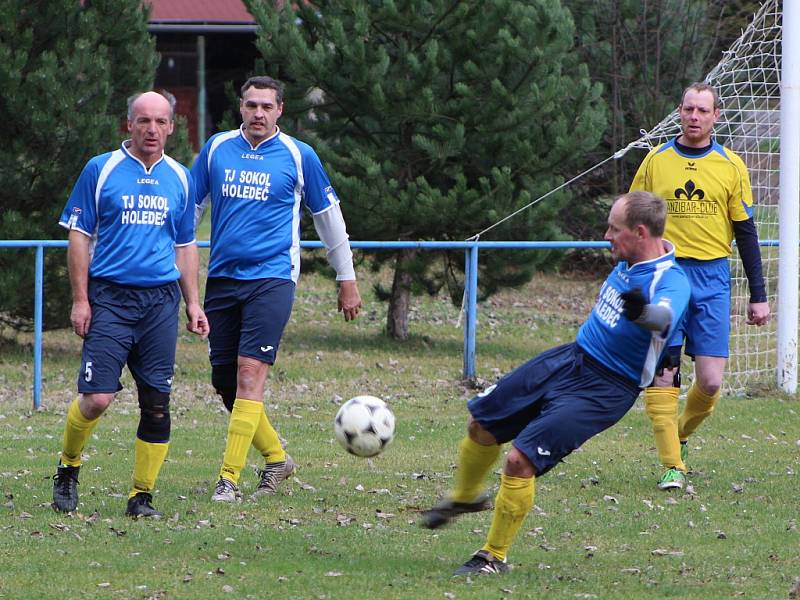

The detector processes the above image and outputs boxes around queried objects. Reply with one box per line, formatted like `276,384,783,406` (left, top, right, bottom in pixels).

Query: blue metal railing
2,239,613,408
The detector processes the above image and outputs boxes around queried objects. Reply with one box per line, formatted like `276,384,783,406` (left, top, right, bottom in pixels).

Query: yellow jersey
629,139,754,260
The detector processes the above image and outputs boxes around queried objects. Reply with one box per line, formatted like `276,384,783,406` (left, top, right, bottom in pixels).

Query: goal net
627,0,781,395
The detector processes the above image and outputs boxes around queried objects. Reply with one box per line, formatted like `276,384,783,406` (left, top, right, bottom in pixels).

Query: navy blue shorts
204,277,296,366
668,257,730,358
468,343,641,476
78,279,180,394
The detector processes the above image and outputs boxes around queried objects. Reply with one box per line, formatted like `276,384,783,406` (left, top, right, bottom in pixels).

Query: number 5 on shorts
84,361,93,382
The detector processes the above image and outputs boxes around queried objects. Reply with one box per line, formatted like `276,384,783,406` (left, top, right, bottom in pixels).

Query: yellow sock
482,474,535,562
219,398,262,485
644,387,685,472
251,410,286,463
60,398,100,467
451,436,501,503
130,438,169,498
679,384,720,440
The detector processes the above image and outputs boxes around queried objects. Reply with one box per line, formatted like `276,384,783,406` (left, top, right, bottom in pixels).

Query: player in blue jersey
191,76,362,502
630,83,770,491
421,191,690,576
52,91,209,518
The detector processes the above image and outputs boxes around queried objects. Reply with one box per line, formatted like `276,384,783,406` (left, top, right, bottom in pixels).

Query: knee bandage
212,363,237,412
137,385,171,443
653,347,682,388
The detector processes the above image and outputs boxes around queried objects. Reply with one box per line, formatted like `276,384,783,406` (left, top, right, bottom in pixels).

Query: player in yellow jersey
630,83,770,490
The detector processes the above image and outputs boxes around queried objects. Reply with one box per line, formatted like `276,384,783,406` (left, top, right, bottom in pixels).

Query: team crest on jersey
668,179,717,216
675,180,704,200
71,207,82,214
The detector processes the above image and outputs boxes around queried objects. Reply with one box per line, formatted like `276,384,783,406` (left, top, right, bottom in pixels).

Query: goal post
777,0,799,394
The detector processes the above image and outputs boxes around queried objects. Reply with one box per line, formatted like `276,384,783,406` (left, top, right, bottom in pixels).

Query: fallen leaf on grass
539,544,556,552
651,549,684,557
335,513,354,526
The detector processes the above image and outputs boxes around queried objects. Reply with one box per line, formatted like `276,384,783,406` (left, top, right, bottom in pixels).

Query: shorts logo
537,446,551,456
260,345,274,353
166,377,173,385
477,384,497,398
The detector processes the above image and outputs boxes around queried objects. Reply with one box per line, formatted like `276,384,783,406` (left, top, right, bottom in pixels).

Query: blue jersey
576,242,690,387
192,126,339,282
59,143,196,287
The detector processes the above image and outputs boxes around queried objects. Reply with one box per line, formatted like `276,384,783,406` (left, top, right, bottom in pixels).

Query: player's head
240,76,285,145
605,191,666,263
678,82,720,147
126,90,175,165
127,90,176,121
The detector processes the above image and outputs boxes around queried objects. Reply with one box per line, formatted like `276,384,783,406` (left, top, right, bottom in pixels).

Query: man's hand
620,287,646,321
338,280,362,322
185,303,210,338
746,301,770,326
71,300,92,338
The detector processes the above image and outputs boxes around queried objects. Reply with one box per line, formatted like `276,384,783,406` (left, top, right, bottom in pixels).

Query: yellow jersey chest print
630,139,755,260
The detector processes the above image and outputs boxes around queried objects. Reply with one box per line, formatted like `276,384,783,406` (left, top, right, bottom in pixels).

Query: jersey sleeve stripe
207,130,240,169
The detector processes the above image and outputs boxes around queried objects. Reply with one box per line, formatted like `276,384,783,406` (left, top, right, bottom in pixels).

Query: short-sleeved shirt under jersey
192,126,340,283
629,138,754,260
58,143,196,287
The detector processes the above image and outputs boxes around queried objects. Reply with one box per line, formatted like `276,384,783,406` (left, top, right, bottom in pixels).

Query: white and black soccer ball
333,395,395,457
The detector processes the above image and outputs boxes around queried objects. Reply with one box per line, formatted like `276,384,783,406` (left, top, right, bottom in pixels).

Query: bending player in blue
192,76,362,501
52,91,209,517
421,191,690,575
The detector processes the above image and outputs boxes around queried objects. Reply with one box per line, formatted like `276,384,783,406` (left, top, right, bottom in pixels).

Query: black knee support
136,385,171,443
651,347,682,388
212,363,237,412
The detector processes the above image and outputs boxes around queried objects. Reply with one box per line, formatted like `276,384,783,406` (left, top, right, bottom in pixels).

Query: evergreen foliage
0,0,158,331
245,0,606,337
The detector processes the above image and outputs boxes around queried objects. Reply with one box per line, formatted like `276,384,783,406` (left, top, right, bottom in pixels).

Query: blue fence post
34,245,44,410
463,243,479,379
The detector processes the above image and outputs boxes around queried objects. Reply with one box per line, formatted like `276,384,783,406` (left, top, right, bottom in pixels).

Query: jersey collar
623,240,677,272
239,124,281,151
120,140,165,175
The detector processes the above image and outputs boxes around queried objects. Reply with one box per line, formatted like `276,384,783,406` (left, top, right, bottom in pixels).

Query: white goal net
627,0,781,395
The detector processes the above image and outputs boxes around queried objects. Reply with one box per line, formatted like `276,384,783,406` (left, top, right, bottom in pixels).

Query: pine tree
0,0,158,331
245,0,606,339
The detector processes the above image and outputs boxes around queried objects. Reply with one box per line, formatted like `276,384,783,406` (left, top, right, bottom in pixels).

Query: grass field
0,267,798,599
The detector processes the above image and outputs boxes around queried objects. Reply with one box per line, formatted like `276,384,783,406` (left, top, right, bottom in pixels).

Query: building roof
146,0,258,32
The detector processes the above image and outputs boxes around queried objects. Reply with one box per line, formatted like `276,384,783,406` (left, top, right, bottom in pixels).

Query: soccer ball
333,395,395,457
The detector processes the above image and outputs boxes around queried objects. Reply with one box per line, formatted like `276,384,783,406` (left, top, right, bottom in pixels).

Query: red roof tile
146,0,255,23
